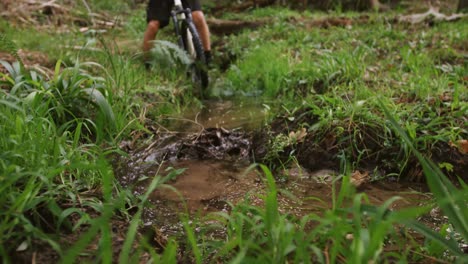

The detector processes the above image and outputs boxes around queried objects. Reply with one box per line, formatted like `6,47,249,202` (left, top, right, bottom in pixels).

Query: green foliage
0,90,110,259
206,165,312,263
149,40,192,72
0,33,23,66
86,0,130,12
226,43,291,97
125,10,147,37
0,60,130,262
382,101,468,253
1,60,116,142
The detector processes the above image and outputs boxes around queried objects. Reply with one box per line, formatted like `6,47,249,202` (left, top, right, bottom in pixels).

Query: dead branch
212,0,276,16
207,18,266,35
398,5,466,24
0,0,121,29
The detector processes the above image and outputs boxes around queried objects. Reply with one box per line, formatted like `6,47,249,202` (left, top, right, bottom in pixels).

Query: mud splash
115,100,268,229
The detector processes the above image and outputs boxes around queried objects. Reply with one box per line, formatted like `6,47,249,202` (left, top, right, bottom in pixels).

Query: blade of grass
182,218,202,264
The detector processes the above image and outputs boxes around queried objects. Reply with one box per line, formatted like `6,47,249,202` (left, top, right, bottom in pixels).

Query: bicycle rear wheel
181,20,209,91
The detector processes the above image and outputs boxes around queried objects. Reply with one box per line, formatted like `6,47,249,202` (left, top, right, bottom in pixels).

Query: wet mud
115,99,441,242
278,167,430,217
168,99,268,132
115,100,267,231
150,161,259,211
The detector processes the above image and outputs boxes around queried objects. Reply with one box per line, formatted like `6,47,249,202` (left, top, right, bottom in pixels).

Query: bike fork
171,8,193,48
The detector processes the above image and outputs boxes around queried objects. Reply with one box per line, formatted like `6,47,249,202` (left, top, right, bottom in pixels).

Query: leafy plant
0,33,23,66
0,91,105,260
1,59,116,142
150,40,192,67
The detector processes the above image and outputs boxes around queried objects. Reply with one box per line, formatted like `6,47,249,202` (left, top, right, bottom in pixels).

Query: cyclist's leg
191,11,211,52
143,0,172,63
183,0,211,62
143,20,160,56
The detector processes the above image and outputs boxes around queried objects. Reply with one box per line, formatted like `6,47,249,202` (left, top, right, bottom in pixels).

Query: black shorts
147,0,202,28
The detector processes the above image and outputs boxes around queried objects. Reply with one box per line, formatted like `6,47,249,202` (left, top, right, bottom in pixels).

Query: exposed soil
116,100,265,209
112,101,268,245
0,0,119,28
150,161,261,212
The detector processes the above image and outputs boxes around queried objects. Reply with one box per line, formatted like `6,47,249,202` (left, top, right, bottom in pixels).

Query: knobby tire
180,20,209,92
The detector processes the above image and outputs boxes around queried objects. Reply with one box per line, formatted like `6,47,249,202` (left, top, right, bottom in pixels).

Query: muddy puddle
277,168,430,217
116,98,433,236
116,99,267,227
167,98,269,133
150,160,262,212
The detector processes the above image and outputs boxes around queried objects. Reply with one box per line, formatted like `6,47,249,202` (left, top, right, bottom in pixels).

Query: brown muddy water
115,98,433,235
167,99,269,132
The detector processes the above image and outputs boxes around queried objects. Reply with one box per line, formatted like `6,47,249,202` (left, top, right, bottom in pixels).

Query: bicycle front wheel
181,20,209,91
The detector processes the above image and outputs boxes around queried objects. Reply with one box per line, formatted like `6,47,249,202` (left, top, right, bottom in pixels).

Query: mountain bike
170,0,209,90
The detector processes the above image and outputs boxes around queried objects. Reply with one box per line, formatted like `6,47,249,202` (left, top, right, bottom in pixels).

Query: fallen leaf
458,140,468,154
449,139,468,154
16,241,28,252
439,92,452,102
351,170,370,187
288,128,307,143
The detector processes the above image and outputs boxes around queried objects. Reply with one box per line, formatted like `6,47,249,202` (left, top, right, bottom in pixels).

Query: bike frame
171,0,195,53
169,0,208,90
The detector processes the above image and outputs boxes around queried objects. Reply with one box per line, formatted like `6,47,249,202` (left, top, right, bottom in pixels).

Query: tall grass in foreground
0,33,194,260
0,88,113,260
0,60,117,142
0,59,132,262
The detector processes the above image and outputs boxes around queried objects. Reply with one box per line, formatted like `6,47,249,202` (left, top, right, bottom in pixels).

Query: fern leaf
0,33,24,66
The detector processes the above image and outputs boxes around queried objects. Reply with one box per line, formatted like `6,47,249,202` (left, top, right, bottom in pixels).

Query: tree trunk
459,0,468,12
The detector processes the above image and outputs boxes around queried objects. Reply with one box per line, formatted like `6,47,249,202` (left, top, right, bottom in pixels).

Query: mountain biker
143,0,212,68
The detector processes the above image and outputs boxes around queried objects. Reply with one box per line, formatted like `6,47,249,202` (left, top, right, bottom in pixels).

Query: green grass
0,56,122,259
219,10,467,178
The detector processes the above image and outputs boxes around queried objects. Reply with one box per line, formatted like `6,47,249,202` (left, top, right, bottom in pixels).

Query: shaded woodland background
203,0,466,13
2,0,465,13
